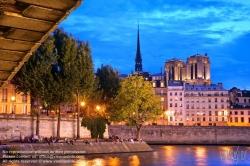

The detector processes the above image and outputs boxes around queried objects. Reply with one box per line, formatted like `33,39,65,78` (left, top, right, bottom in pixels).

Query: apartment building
184,83,229,126
0,83,31,115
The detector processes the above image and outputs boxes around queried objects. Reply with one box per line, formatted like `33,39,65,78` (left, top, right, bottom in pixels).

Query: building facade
229,87,250,108
184,83,229,126
0,83,31,115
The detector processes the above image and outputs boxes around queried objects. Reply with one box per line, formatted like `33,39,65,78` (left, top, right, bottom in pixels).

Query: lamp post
11,96,15,114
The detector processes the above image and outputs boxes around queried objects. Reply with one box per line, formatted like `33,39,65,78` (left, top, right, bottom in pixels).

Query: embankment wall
0,142,152,158
0,115,108,140
109,125,250,145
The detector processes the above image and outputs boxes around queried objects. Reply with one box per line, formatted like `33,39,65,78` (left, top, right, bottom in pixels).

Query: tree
13,28,95,139
81,116,108,138
108,75,162,139
96,65,120,105
12,36,57,136
52,28,95,138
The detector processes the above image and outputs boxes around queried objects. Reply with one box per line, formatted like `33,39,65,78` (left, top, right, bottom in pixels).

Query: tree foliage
12,36,57,136
12,28,95,138
96,65,120,105
81,116,108,138
108,75,162,139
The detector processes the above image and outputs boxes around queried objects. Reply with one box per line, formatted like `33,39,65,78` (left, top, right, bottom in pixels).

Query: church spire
135,20,142,72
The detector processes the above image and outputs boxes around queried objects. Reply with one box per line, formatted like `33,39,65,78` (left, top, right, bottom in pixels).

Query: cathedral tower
135,23,142,72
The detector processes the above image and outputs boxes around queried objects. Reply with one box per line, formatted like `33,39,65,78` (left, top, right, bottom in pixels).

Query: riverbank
109,125,250,145
0,141,153,159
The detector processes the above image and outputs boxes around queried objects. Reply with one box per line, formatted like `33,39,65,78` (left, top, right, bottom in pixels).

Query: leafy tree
52,28,95,138
108,75,162,139
96,65,120,105
12,36,57,136
81,116,108,138
13,28,95,138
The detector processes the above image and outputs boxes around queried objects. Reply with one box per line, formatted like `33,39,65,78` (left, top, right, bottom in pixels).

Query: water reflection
194,146,207,166
128,155,140,166
107,157,121,166
1,145,250,166
162,146,177,166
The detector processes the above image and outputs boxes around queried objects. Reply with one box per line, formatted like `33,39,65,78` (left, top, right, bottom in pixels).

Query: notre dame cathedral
165,53,211,85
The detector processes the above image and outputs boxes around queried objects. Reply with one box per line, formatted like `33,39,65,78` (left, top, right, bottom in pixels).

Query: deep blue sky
60,0,250,90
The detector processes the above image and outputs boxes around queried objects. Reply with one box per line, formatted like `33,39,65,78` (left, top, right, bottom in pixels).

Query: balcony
185,94,229,97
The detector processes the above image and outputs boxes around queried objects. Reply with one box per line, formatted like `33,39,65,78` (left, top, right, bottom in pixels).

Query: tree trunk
36,97,40,136
136,124,142,139
57,105,61,138
77,89,80,139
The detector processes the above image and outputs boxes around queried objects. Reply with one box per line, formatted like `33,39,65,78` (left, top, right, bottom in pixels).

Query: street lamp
11,96,15,114
80,102,85,117
96,105,100,111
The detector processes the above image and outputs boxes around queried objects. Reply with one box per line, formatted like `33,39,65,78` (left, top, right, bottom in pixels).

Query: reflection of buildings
0,83,31,114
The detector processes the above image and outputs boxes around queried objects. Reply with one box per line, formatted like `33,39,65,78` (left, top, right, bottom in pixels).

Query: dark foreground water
1,145,250,166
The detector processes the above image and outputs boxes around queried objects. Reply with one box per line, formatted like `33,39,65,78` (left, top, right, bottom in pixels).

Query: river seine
1,145,250,166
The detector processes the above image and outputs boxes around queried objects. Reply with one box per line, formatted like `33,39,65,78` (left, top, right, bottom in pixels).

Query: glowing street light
11,96,15,114
81,102,85,107
96,105,100,111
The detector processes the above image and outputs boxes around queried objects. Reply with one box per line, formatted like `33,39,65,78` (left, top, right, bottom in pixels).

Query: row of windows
186,111,227,116
243,99,250,103
169,117,227,122
185,92,227,96
169,92,183,96
1,105,27,114
186,87,223,91
186,104,226,109
170,97,182,101
1,89,28,103
230,117,249,123
186,117,227,121
152,82,165,87
230,111,250,115
168,117,250,123
169,103,182,107
186,98,227,103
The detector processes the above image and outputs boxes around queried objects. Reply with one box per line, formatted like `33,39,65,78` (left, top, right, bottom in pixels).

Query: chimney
218,82,222,87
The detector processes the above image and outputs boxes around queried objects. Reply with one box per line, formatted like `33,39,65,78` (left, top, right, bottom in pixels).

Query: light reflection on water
1,145,250,166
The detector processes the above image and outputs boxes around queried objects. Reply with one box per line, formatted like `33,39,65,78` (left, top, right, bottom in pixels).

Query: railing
185,94,229,97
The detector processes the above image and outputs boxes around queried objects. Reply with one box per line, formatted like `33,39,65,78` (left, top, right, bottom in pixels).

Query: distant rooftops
168,81,183,86
242,90,250,97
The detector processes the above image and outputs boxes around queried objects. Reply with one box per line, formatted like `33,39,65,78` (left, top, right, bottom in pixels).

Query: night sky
60,0,250,90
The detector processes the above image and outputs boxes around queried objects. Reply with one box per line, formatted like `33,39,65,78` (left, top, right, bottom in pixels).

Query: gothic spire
135,20,142,72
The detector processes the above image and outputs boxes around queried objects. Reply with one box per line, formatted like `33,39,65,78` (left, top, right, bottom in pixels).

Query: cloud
61,0,250,89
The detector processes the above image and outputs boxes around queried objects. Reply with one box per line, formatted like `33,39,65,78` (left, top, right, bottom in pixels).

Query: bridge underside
0,0,82,87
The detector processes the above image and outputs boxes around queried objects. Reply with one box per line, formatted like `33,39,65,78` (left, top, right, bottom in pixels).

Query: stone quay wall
0,115,108,141
0,142,152,158
109,125,250,145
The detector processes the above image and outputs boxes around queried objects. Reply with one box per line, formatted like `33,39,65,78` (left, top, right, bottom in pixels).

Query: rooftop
185,83,227,91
